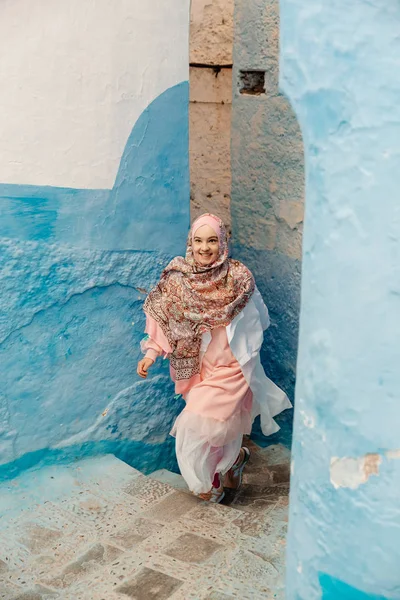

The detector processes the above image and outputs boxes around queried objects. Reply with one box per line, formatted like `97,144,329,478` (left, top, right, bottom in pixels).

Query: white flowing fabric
172,287,292,494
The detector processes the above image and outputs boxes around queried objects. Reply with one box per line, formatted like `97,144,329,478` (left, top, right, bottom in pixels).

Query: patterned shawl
144,214,255,380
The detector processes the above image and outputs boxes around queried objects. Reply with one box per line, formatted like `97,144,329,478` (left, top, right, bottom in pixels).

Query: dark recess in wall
239,70,266,95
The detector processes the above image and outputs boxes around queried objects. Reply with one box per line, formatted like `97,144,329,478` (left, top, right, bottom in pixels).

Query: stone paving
0,439,291,600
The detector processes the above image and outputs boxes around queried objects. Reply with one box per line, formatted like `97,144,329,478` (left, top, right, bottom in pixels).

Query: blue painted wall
0,85,189,255
281,0,400,597
0,83,190,479
231,0,303,447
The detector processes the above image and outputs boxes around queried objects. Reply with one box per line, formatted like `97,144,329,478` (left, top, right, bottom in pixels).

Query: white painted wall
0,0,189,189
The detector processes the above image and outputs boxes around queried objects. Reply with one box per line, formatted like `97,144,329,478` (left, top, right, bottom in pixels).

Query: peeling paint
330,450,400,490
385,449,400,461
299,409,315,429
330,455,382,490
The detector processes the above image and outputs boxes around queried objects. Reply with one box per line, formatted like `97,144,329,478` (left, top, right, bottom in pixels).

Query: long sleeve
141,315,173,362
143,338,163,362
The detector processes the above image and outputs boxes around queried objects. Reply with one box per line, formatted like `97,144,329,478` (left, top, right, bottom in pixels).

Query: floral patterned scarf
144,214,255,380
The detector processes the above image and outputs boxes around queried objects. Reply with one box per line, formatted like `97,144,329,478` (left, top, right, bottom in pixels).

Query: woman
137,214,291,503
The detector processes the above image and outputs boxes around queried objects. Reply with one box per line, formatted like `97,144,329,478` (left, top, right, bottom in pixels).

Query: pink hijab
191,214,221,241
144,214,254,381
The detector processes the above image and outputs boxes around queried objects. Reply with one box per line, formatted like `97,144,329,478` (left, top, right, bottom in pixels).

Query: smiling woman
192,224,220,266
137,213,292,502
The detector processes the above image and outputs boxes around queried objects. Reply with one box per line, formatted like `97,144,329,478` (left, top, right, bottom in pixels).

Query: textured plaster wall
190,0,234,228
0,0,188,191
0,0,190,479
190,0,233,66
281,1,400,598
231,0,304,431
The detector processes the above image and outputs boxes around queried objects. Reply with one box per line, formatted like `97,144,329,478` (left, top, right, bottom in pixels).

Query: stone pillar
231,0,304,411
189,0,234,228
281,1,400,597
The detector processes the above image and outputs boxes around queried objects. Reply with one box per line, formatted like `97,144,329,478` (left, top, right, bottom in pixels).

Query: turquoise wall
281,0,400,597
0,84,190,480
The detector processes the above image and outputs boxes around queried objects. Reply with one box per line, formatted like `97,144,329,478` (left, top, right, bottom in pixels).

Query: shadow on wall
231,0,304,448
0,83,189,481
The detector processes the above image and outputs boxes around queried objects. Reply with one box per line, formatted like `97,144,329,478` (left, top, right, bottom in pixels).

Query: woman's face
192,224,220,266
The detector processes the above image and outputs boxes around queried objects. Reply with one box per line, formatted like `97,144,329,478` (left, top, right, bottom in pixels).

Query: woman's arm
137,315,172,379
137,338,162,379
143,338,163,363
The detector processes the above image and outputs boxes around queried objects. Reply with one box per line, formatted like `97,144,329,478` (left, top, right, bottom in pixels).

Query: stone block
183,503,233,528
58,493,109,525
10,585,60,599
142,492,200,523
190,102,232,229
43,543,123,589
0,582,20,600
123,475,173,508
18,524,63,555
218,549,277,595
149,470,188,492
190,67,232,105
256,444,291,466
107,518,164,551
117,567,183,599
90,501,143,540
243,462,291,487
190,0,233,65
228,483,290,514
0,535,31,582
165,533,223,564
232,512,273,537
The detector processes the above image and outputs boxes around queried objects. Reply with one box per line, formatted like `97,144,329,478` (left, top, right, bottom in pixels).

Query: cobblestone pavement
0,440,291,600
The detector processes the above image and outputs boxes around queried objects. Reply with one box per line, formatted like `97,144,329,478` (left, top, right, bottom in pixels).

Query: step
256,443,291,466
149,469,189,492
0,450,288,600
236,439,291,488
0,453,142,524
244,438,291,465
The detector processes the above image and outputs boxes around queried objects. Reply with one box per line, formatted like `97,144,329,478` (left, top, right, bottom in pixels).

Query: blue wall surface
281,1,400,598
0,83,190,480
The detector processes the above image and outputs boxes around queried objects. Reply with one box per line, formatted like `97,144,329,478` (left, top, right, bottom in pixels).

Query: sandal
223,447,250,490
198,475,225,503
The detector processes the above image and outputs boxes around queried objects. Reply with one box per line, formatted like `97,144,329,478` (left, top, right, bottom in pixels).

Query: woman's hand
137,357,154,379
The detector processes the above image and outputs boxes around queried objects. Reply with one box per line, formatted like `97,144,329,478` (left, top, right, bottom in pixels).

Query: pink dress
143,317,253,494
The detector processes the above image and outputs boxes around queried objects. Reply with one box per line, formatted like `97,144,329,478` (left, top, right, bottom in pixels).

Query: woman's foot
198,486,225,503
198,474,225,503
224,447,250,490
